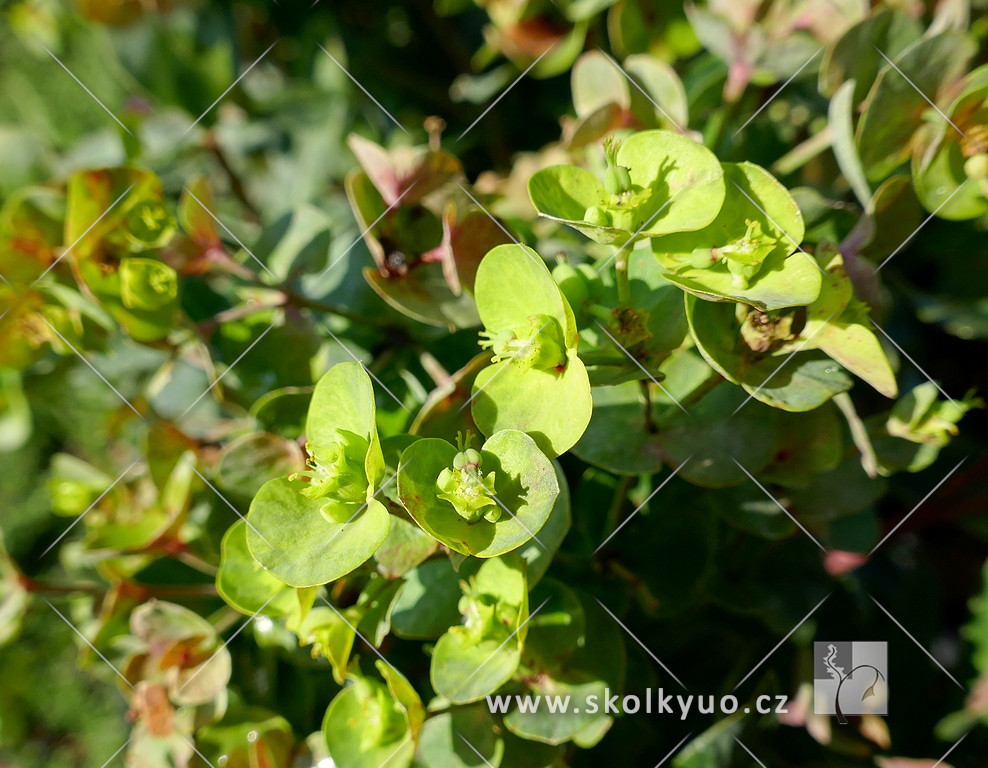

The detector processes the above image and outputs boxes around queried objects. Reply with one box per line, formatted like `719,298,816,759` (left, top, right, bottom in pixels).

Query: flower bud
436,450,498,523
584,205,611,227
479,314,567,372
293,431,369,505
965,153,988,180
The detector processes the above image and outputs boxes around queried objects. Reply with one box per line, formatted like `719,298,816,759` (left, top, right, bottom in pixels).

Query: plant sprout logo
813,641,888,723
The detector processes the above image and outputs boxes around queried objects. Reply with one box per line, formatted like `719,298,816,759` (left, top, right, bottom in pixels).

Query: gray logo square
813,641,888,721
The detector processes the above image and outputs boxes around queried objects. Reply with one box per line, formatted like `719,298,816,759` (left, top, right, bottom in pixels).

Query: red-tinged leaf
178,177,222,251
347,134,461,207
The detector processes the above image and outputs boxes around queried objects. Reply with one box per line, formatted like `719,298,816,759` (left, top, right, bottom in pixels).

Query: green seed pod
294,434,370,505
584,205,611,227
576,263,604,297
965,153,988,180
435,451,499,524
689,247,715,270
605,166,622,195
613,165,632,191
553,263,590,313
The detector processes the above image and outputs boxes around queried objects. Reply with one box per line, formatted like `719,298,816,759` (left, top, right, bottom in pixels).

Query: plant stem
640,380,658,434
204,132,261,223
615,251,632,306
680,369,724,411
772,126,834,176
833,392,879,478
23,577,218,599
418,347,453,388
283,289,391,326
602,475,634,546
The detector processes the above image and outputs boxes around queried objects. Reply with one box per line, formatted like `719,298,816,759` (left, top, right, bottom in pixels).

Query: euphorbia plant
7,5,988,768
528,129,725,246
397,430,559,556
245,362,390,587
469,243,593,457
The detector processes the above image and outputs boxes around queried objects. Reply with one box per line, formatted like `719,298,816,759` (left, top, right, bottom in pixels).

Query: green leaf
396,430,559,557
518,462,571,587
625,55,689,130
912,81,988,221
529,130,724,245
780,250,897,398
686,296,854,412
323,675,415,768
471,244,592,457
216,521,294,616
657,382,785,487
216,433,304,503
474,244,576,345
413,705,504,768
829,80,872,207
652,162,818,309
373,515,439,580
391,559,464,640
431,555,528,703
572,380,664,475
294,605,356,684
471,355,592,460
306,361,386,494
672,714,744,768
504,593,624,745
245,477,390,588
357,576,404,648
45,453,113,517
364,263,481,330
818,9,922,102
856,32,975,181
571,50,630,118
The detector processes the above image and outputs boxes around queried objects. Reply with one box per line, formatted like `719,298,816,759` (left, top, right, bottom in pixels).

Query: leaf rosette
397,430,558,557
430,555,529,703
470,243,592,457
245,362,390,587
322,660,423,768
528,129,725,245
652,162,821,309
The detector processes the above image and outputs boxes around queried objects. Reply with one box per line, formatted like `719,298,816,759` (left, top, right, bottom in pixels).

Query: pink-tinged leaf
433,204,514,295
824,550,869,576
178,176,221,251
876,759,955,768
347,134,462,207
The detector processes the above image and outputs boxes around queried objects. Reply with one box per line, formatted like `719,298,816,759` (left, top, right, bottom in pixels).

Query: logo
813,641,888,723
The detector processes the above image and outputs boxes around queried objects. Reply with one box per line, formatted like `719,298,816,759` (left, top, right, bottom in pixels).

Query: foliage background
1,0,988,767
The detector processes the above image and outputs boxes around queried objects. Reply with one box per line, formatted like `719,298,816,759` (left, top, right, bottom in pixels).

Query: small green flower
478,314,566,372
602,136,633,196
455,580,519,643
350,677,409,752
688,219,778,288
293,430,370,505
436,444,500,524
964,152,988,180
